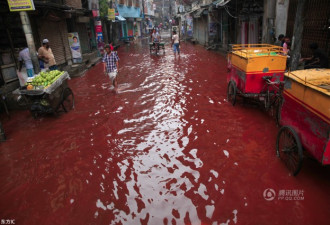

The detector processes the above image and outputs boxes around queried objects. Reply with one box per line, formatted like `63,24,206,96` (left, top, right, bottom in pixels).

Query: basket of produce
20,70,70,95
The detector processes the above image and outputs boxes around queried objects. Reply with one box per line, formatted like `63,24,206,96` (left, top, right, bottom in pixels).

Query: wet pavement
1,37,330,225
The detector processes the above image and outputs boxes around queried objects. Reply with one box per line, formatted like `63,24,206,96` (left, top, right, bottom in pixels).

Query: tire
61,88,74,112
276,126,303,176
227,81,237,106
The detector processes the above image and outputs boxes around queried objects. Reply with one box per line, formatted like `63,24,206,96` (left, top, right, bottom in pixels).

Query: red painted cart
276,69,330,176
227,44,287,110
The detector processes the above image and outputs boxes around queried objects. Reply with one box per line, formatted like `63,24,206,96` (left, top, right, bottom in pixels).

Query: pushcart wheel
227,81,237,106
61,88,74,112
276,126,303,176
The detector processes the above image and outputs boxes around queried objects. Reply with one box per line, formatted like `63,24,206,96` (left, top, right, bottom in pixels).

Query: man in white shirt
18,47,34,77
152,29,161,51
171,30,180,56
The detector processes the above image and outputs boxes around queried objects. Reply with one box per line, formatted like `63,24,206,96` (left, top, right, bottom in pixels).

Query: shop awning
193,9,207,18
213,0,231,7
117,5,141,18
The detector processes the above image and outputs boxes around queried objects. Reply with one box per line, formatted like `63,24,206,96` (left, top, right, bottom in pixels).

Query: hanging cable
224,5,238,18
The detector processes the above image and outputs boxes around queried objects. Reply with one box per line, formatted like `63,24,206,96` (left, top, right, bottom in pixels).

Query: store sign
209,22,217,36
108,8,115,20
92,10,100,17
7,0,35,11
94,20,102,33
68,32,82,63
187,16,193,37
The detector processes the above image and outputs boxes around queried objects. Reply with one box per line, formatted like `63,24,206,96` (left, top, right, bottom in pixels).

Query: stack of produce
29,70,65,89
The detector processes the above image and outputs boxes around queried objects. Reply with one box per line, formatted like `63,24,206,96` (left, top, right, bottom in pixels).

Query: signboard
7,0,35,11
108,8,115,20
68,32,82,63
187,16,193,37
94,20,102,33
96,32,104,55
92,10,100,17
209,22,217,36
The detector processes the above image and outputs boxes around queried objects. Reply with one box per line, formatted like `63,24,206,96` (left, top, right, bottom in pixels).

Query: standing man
18,47,34,77
103,44,119,90
38,39,57,70
171,30,180,57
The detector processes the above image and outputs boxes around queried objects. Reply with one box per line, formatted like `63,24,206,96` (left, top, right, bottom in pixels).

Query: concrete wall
262,0,276,43
275,0,289,38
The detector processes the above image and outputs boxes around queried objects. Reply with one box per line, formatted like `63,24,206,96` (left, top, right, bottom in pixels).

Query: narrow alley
1,38,330,225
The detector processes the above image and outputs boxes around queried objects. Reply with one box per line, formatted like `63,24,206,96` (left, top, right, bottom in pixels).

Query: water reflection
85,38,239,224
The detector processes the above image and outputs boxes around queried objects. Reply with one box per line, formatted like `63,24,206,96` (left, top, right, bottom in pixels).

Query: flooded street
1,37,330,225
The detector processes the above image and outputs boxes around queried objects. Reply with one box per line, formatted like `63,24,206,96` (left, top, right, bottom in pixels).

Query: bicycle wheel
227,81,237,106
61,88,74,112
276,126,303,176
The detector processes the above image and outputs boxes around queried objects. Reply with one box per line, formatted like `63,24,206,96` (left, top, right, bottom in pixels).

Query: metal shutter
76,23,90,54
38,20,72,65
287,0,330,57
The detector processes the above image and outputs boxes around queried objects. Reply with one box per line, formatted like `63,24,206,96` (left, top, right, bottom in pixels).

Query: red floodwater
1,36,330,225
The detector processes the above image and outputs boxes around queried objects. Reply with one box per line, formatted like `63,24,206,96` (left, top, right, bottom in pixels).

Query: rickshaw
149,42,165,55
276,69,330,176
227,44,287,111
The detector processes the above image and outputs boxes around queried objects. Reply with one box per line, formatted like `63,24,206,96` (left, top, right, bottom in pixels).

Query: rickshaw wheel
61,88,74,112
227,81,237,106
276,126,303,176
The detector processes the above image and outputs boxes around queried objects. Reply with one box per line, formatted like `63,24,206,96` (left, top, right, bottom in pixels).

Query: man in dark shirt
301,43,329,69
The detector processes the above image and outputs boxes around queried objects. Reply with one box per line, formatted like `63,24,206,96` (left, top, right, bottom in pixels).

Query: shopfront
116,4,141,40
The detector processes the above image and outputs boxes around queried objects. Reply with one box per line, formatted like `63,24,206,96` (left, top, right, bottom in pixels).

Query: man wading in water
103,44,119,91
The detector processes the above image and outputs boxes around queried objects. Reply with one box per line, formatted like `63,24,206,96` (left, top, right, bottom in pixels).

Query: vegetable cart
276,69,330,175
18,71,74,118
227,44,287,110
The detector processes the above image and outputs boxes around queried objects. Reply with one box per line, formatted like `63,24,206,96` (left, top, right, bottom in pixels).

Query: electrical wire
224,5,238,18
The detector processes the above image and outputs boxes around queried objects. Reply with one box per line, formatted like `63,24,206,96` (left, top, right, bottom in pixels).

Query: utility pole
20,11,40,74
290,0,307,71
142,0,145,36
109,0,113,44
162,0,165,25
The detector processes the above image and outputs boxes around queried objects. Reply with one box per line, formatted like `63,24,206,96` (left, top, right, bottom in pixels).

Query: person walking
171,30,180,57
18,47,34,77
103,44,119,91
38,39,57,70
